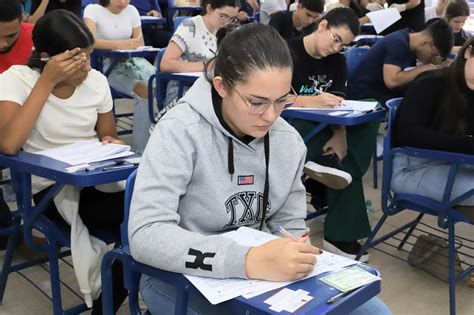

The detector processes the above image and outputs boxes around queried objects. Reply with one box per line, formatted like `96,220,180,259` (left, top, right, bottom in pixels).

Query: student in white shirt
84,0,154,153
160,0,240,73
0,10,127,314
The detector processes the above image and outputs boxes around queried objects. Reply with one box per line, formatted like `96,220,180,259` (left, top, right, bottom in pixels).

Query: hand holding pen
245,226,322,282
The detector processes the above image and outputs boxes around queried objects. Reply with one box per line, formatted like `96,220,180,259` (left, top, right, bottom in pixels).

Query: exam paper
171,71,203,77
286,100,378,112
184,227,359,305
33,140,134,166
367,8,401,34
116,46,160,53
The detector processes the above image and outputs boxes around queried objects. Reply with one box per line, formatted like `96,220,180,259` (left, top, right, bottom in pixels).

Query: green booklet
320,266,381,292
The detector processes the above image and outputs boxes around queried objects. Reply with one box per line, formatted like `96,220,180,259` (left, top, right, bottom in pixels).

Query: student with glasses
129,23,390,314
160,0,239,106
288,7,379,262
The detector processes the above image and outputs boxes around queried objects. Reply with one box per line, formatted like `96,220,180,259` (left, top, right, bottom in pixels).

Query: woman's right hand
245,237,320,281
315,92,344,108
40,48,87,87
118,38,142,50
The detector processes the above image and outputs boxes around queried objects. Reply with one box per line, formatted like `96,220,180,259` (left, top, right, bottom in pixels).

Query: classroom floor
0,101,473,314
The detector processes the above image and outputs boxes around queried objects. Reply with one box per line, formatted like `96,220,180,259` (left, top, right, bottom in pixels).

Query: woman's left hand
101,136,124,145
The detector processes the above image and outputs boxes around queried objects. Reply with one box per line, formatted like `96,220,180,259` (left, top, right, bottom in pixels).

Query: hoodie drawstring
259,134,269,231
228,137,234,181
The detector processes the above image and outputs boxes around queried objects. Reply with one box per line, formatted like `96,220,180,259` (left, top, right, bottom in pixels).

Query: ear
40,52,50,58
317,19,328,32
206,3,213,14
464,45,472,59
212,76,229,98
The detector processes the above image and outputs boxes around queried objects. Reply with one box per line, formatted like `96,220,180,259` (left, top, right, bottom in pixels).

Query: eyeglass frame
327,27,350,51
218,12,240,24
225,79,298,115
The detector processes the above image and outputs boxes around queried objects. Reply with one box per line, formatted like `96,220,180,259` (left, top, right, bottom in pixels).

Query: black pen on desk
103,164,135,171
326,288,358,304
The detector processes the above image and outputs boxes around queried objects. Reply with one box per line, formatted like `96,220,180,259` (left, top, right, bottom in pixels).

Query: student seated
347,18,454,106
444,0,471,51
392,37,474,287
268,0,324,40
325,0,371,25
383,0,426,34
160,0,239,104
84,0,154,153
130,0,171,48
129,23,391,315
0,0,33,73
0,10,127,313
287,7,378,262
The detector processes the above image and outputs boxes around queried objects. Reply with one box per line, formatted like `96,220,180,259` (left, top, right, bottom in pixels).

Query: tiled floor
0,107,473,314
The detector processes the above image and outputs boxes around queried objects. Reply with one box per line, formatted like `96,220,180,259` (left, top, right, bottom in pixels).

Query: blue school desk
140,16,166,25
226,263,381,315
0,151,137,314
282,108,386,143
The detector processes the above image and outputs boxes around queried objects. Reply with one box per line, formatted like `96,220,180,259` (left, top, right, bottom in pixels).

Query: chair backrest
381,97,403,213
173,16,191,32
344,46,370,83
121,169,138,247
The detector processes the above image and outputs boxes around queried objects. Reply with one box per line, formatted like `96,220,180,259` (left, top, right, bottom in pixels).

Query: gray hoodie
129,76,308,279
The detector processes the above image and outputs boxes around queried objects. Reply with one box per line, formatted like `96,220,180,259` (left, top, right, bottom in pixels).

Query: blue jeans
140,275,391,315
392,153,474,206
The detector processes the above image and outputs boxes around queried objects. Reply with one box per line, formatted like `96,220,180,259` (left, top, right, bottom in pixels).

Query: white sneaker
304,157,352,190
376,134,384,158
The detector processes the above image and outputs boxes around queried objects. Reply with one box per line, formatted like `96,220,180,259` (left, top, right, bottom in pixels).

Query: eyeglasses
226,80,298,115
218,13,240,24
328,28,349,51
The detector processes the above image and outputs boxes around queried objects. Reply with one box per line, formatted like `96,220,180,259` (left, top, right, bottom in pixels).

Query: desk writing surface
230,264,381,315
282,108,385,126
0,151,136,187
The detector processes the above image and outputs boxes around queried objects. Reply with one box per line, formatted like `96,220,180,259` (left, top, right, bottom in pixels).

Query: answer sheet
286,100,378,112
184,227,359,305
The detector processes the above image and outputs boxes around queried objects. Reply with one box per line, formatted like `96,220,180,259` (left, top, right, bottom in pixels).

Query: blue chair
172,15,190,32
0,170,119,314
101,170,203,314
357,98,474,315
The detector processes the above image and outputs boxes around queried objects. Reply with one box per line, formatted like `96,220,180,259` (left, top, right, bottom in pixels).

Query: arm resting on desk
84,19,144,50
293,93,343,109
160,42,206,73
383,64,439,89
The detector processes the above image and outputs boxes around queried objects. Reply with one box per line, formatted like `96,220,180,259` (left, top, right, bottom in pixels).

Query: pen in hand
275,226,322,254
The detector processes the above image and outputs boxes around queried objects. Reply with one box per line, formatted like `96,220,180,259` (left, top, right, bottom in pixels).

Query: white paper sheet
184,227,359,305
367,8,402,34
265,288,313,313
286,100,378,112
115,46,160,53
171,71,203,77
32,140,133,166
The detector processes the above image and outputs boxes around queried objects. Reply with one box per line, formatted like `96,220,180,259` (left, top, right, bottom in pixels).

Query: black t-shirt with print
288,37,347,97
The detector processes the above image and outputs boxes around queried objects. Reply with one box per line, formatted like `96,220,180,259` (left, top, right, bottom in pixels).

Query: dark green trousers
294,119,380,241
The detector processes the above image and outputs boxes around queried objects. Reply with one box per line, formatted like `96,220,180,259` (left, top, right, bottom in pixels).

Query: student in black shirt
392,38,474,252
289,8,377,262
268,0,324,39
444,0,471,47
383,0,425,34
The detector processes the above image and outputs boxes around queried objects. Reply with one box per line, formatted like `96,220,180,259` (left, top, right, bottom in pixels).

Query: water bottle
365,199,373,213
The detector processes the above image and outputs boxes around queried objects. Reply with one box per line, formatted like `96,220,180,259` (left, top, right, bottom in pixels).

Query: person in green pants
287,7,378,262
